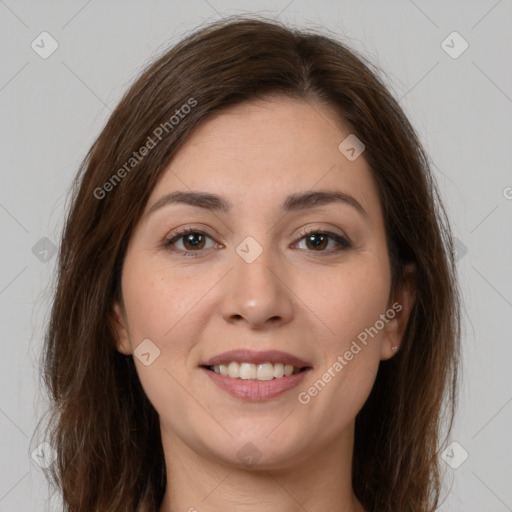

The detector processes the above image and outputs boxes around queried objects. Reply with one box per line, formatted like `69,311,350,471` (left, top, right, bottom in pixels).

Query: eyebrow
146,189,368,220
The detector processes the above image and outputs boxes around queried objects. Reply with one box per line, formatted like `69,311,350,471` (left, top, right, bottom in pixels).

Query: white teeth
239,362,257,380
256,363,274,381
284,364,294,377
227,361,240,378
210,361,303,380
273,363,284,378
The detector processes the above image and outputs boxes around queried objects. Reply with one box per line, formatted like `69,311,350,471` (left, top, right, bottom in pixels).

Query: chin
196,427,309,470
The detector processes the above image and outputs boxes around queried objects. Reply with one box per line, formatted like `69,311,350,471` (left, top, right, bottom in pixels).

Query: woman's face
113,96,406,469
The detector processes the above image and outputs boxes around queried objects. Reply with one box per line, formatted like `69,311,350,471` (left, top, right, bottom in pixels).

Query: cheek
121,253,210,342
294,255,391,427
296,351,378,449
297,253,391,349
295,256,389,396
119,256,208,425
120,252,220,393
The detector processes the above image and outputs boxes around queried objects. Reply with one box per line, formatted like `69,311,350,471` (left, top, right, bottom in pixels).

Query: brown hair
37,14,461,512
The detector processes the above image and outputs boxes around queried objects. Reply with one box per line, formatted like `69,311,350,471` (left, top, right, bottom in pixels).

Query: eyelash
163,226,352,258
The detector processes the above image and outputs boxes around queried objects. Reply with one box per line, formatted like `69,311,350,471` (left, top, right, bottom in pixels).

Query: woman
38,14,461,512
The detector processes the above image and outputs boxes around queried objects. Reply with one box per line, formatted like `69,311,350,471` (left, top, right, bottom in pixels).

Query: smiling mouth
202,361,309,381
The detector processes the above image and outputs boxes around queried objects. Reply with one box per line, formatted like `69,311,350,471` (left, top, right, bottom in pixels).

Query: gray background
1,1,511,510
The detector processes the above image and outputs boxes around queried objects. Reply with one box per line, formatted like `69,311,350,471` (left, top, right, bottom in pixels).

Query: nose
220,241,295,330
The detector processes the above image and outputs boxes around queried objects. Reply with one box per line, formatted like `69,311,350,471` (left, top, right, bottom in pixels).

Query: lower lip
201,367,311,401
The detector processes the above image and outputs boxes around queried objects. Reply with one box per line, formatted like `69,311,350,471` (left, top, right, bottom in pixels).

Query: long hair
37,14,461,512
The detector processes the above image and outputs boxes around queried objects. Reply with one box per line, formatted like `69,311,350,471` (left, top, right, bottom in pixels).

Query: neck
158,421,366,512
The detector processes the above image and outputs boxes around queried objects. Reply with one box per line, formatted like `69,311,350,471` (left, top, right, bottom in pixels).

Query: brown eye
164,228,217,256
303,232,329,251
295,229,351,252
179,232,207,250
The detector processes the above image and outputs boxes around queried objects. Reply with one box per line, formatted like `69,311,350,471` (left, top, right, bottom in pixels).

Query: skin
112,96,414,512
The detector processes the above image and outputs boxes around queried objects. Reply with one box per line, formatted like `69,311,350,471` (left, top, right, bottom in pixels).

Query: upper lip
201,349,312,368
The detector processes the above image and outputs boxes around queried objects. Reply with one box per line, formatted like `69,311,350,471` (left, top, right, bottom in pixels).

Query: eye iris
183,233,205,250
306,233,328,250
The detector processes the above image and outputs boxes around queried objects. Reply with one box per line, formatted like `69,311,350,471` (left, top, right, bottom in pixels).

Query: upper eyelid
165,225,348,241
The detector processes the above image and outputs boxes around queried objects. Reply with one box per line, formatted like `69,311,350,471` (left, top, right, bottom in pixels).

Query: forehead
145,96,382,223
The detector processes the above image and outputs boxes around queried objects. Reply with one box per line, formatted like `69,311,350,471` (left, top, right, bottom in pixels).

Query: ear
380,263,416,360
111,300,132,355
